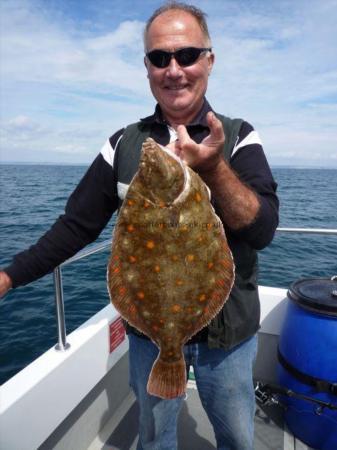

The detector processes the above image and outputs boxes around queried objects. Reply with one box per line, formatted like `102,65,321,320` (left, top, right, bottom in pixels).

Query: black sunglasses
146,47,212,68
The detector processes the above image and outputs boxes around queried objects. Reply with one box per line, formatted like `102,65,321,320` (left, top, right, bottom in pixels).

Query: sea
0,164,336,385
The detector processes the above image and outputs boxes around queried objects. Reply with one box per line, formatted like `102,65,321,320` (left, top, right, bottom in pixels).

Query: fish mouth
139,139,189,206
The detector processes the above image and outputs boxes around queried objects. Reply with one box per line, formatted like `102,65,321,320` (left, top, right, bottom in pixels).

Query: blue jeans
129,333,257,450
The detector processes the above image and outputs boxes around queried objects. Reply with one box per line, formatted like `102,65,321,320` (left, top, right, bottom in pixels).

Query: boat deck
90,382,311,450
3,288,318,450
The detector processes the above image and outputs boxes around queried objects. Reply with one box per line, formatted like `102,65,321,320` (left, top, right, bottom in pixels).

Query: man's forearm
200,158,260,230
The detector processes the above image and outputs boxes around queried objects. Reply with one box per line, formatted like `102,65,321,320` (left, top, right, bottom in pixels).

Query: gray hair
144,1,212,50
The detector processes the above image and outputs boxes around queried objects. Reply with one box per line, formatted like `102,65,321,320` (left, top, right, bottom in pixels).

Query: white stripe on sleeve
100,134,123,167
231,131,262,158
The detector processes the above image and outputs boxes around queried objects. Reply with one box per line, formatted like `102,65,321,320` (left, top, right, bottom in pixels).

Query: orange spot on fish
176,279,184,286
113,267,120,273
199,294,207,302
154,265,161,273
158,223,164,229
127,224,135,232
152,324,159,332
129,304,137,315
186,254,195,262
144,201,150,208
119,286,126,295
146,240,155,249
171,304,181,313
113,255,119,261
159,201,166,208
208,262,214,269
137,291,145,299
180,226,188,232
195,192,202,202
129,255,137,263
127,199,134,206
206,223,212,230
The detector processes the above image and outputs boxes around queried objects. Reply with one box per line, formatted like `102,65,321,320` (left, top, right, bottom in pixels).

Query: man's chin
162,90,188,102
162,96,192,111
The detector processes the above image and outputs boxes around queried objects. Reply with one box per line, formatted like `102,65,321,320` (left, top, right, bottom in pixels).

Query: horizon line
1,161,336,170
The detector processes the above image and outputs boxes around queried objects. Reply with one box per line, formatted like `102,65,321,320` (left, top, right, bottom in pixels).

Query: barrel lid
288,277,337,317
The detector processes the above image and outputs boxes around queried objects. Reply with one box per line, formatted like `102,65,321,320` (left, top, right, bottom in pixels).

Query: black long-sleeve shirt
4,101,278,288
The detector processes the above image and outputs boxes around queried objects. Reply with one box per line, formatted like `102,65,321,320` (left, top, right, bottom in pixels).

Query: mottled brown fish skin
107,138,234,399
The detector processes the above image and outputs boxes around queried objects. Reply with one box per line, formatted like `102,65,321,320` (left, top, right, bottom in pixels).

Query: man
0,2,279,449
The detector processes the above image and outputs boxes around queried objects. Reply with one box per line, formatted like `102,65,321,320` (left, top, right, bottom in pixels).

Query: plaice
107,138,235,399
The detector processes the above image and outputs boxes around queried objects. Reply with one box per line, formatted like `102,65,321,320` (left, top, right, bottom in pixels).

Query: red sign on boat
109,316,125,353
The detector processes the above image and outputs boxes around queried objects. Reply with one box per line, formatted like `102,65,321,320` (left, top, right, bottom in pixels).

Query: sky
0,0,337,167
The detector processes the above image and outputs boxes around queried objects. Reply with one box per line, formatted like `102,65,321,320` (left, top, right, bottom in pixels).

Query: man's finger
166,140,181,157
176,125,192,146
166,141,178,152
207,111,225,142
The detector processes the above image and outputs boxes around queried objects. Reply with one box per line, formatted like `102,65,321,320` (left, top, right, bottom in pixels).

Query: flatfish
107,138,234,399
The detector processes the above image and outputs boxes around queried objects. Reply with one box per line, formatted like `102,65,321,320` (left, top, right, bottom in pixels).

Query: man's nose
166,57,183,77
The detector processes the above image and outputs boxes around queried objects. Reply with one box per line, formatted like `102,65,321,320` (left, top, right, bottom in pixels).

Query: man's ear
208,52,215,76
144,56,150,78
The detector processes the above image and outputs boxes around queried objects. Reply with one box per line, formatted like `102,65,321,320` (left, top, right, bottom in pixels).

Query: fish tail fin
147,354,187,399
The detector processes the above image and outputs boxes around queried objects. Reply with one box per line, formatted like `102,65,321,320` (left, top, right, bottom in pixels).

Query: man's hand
168,111,260,230
168,111,225,173
0,271,12,298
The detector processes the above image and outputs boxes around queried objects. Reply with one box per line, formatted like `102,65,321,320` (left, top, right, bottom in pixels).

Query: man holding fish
1,2,279,449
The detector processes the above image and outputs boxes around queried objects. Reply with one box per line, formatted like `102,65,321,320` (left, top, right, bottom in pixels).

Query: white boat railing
276,227,337,235
53,227,337,351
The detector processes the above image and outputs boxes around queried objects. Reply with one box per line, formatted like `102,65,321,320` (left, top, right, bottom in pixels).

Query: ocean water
0,164,336,385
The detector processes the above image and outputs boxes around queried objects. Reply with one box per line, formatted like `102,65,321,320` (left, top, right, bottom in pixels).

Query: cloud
5,115,42,133
0,0,154,163
204,0,337,166
1,2,148,95
0,0,336,166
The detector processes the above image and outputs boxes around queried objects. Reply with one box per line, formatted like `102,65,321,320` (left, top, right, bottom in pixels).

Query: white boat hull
1,286,307,450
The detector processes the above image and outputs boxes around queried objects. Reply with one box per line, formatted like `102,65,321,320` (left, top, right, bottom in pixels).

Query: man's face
144,10,214,125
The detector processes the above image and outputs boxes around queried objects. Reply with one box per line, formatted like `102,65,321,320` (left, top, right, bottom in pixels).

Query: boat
1,227,336,450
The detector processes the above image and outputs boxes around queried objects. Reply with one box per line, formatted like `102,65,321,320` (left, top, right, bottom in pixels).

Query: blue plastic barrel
278,277,337,450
